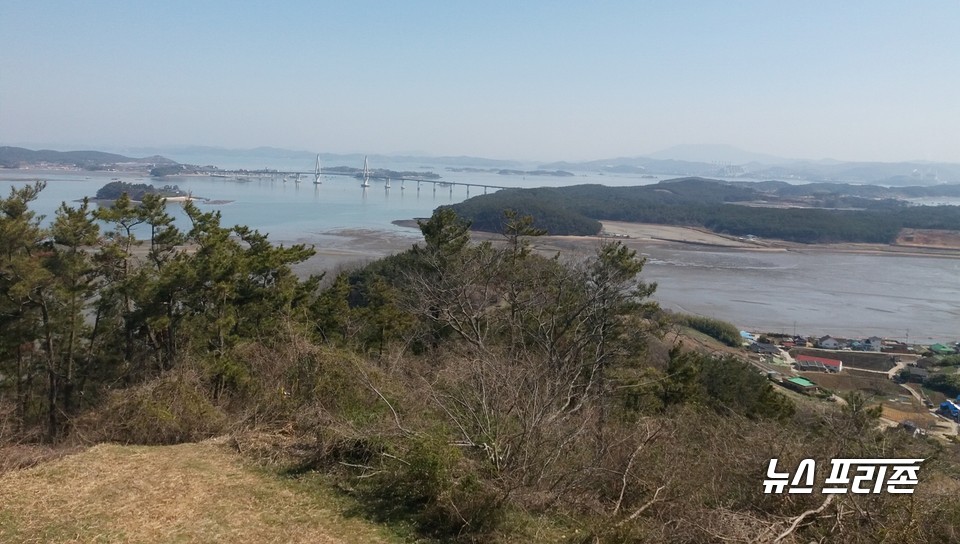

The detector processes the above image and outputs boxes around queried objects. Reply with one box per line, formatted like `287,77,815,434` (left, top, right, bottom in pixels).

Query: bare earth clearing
0,439,396,544
595,222,960,256
896,228,960,249
429,221,960,260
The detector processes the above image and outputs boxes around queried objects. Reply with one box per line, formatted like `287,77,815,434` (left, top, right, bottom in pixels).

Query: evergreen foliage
95,181,184,201
923,372,960,397
0,183,317,439
674,314,742,346
1,190,958,543
448,178,960,243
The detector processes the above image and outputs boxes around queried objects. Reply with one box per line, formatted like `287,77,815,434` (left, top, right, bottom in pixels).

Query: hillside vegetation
1,183,959,543
95,181,186,201
447,178,960,242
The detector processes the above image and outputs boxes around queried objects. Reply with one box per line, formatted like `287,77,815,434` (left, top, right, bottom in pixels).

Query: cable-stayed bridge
199,155,509,195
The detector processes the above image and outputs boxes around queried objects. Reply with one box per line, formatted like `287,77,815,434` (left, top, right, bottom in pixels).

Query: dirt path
0,439,397,544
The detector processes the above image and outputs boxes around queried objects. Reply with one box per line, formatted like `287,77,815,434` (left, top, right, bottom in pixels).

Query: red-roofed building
795,354,843,373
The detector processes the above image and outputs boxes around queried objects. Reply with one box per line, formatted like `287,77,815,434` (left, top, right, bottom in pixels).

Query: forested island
447,177,960,243
324,165,441,180
446,167,575,177
94,181,187,201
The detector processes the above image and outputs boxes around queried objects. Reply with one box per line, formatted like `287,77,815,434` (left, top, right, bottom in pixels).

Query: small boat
313,154,322,184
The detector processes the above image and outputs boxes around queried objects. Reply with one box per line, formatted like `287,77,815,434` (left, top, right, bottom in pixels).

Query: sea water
2,167,958,343
0,167,659,243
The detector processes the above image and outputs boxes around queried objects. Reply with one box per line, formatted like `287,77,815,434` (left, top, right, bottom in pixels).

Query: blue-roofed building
940,400,960,421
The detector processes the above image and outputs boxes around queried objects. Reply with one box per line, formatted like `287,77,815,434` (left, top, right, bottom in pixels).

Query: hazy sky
3,1,960,162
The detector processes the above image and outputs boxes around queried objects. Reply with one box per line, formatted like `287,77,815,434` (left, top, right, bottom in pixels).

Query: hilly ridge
447,177,960,242
0,146,177,169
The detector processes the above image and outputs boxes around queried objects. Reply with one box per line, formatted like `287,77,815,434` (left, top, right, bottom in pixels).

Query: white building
865,336,884,352
817,336,841,349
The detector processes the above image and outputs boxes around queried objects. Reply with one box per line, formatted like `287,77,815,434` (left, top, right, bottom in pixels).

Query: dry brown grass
797,371,940,428
0,444,78,474
799,371,902,397
0,438,398,544
881,404,937,427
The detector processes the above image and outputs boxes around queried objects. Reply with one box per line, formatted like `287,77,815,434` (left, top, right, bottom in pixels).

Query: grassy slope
0,439,400,544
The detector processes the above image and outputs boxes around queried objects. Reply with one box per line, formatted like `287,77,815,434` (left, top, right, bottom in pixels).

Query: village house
817,336,842,349
795,354,843,373
914,357,939,369
899,366,929,383
851,336,884,351
748,343,781,355
930,343,957,356
881,340,912,354
782,376,819,394
774,336,804,349
865,336,884,351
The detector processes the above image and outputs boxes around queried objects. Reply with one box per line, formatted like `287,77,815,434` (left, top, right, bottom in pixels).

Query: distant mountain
0,146,176,169
120,146,523,171
119,146,315,169
125,145,316,161
746,160,960,186
13,144,960,186
541,151,960,186
648,144,791,165
539,156,723,177
390,155,523,168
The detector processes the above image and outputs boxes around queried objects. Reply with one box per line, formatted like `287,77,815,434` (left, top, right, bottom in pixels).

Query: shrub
923,372,960,398
355,433,505,539
675,314,742,347
78,368,226,445
938,354,960,366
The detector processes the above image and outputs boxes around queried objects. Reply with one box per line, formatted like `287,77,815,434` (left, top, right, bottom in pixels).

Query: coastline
394,218,960,259
290,228,419,280
84,196,235,206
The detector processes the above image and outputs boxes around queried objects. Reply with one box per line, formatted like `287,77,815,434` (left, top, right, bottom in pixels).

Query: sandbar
293,220,960,279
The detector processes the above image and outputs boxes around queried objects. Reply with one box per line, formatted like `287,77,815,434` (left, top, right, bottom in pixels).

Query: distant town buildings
737,329,960,431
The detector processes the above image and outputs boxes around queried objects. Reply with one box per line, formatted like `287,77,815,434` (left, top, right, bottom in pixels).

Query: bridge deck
201,170,511,190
